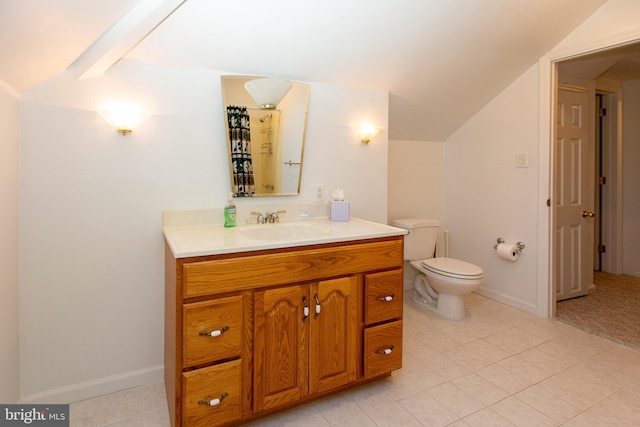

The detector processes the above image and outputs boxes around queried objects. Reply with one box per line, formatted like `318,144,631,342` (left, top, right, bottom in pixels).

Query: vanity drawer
183,296,243,368
363,320,403,378
182,238,403,298
182,359,242,427
364,269,403,325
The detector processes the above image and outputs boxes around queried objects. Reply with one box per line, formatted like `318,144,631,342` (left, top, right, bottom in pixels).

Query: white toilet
392,218,484,320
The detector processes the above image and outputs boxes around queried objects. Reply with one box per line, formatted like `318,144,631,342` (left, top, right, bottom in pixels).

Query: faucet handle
250,211,266,224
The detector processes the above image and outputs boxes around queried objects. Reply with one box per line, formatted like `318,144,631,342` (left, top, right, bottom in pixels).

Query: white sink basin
239,221,332,241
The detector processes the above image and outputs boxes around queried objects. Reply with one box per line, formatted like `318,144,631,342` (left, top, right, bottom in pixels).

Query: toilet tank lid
391,217,440,229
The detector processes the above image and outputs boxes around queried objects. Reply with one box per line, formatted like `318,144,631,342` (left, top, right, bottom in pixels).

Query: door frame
594,86,624,275
539,35,640,318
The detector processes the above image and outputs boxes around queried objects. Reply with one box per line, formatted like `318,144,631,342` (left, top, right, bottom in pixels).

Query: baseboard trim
474,287,538,316
20,365,164,404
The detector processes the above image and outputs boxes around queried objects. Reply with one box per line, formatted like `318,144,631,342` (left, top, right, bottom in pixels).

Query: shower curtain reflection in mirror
227,105,255,197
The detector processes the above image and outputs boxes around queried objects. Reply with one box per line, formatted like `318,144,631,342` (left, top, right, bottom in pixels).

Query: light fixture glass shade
244,78,293,109
354,124,382,143
99,106,150,135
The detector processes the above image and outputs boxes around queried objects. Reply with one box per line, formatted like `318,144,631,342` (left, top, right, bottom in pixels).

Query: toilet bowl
410,258,484,320
391,218,484,320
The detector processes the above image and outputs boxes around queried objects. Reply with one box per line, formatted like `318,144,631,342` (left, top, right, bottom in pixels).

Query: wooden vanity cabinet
165,236,403,427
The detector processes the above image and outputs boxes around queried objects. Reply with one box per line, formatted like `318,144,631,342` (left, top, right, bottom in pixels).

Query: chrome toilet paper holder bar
493,238,526,253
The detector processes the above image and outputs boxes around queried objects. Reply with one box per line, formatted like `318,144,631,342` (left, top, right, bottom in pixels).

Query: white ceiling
1,0,609,141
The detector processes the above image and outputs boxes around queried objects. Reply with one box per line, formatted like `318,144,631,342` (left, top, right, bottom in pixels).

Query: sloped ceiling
0,0,136,93
1,0,607,141
559,41,640,83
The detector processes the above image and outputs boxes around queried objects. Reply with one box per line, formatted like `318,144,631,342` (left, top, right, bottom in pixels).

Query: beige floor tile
515,384,581,424
483,328,549,355
451,372,509,406
427,381,485,418
444,345,495,371
516,347,572,374
536,369,614,410
475,363,532,395
496,355,554,383
462,338,512,364
491,396,556,427
365,402,423,427
564,385,640,427
462,407,516,426
397,390,459,426
330,412,378,427
310,392,363,425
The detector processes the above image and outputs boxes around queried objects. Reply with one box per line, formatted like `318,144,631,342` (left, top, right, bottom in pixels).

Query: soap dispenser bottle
224,193,236,228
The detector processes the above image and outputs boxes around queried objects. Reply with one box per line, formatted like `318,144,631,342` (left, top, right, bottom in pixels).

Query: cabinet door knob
375,294,394,302
198,392,228,407
199,325,229,337
375,345,395,355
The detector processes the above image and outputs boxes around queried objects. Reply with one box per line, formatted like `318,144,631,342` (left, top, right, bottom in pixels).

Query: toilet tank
391,218,440,261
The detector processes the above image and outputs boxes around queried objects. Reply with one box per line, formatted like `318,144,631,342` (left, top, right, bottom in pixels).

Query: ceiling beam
73,0,187,80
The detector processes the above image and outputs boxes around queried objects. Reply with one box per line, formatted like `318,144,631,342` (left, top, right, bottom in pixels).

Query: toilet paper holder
493,238,525,253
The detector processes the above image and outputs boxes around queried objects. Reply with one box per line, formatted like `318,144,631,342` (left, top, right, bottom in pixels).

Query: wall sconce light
354,124,382,143
99,105,150,135
244,78,293,110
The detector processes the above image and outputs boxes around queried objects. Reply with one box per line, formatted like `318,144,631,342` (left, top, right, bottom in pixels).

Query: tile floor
70,292,640,426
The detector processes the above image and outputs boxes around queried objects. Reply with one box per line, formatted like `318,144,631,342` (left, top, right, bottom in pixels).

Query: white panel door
555,85,595,301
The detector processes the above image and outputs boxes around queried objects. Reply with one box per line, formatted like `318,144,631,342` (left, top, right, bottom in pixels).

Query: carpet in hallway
556,271,640,350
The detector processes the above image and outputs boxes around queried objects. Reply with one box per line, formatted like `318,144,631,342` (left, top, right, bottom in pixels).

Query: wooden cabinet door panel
310,276,358,394
254,285,309,412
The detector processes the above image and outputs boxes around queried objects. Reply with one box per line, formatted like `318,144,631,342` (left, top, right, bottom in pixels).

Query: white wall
18,59,388,402
0,81,20,403
621,80,640,276
438,0,640,316
444,64,541,313
387,140,444,222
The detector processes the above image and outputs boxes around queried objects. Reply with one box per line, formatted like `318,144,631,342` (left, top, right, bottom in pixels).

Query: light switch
516,152,529,168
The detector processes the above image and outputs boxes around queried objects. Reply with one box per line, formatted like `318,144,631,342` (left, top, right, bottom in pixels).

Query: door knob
582,210,595,218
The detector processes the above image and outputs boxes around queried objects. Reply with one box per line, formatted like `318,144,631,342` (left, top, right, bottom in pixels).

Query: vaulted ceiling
0,0,609,141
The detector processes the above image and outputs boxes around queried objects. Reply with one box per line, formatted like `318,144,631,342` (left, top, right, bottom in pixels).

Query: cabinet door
254,284,309,412
309,276,358,394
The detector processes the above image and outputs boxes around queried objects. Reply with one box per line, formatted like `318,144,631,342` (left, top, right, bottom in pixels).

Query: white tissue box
330,201,350,222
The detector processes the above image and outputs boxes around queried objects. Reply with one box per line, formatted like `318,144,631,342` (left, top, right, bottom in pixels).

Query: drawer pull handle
375,294,395,302
302,296,309,322
314,293,321,319
375,345,395,355
199,325,229,337
198,392,228,407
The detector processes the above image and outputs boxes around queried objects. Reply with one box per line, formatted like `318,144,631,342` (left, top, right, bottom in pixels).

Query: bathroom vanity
163,214,406,427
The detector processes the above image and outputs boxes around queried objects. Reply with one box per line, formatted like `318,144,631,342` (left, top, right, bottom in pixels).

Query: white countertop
163,216,407,258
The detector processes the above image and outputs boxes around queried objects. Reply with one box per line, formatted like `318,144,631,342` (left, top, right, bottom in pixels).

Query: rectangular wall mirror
221,75,310,197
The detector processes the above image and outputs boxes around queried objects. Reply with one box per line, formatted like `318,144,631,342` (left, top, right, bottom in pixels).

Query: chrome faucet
251,209,286,224
250,211,266,224
266,210,286,223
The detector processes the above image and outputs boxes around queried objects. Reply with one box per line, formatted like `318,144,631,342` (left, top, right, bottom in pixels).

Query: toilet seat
421,257,484,280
